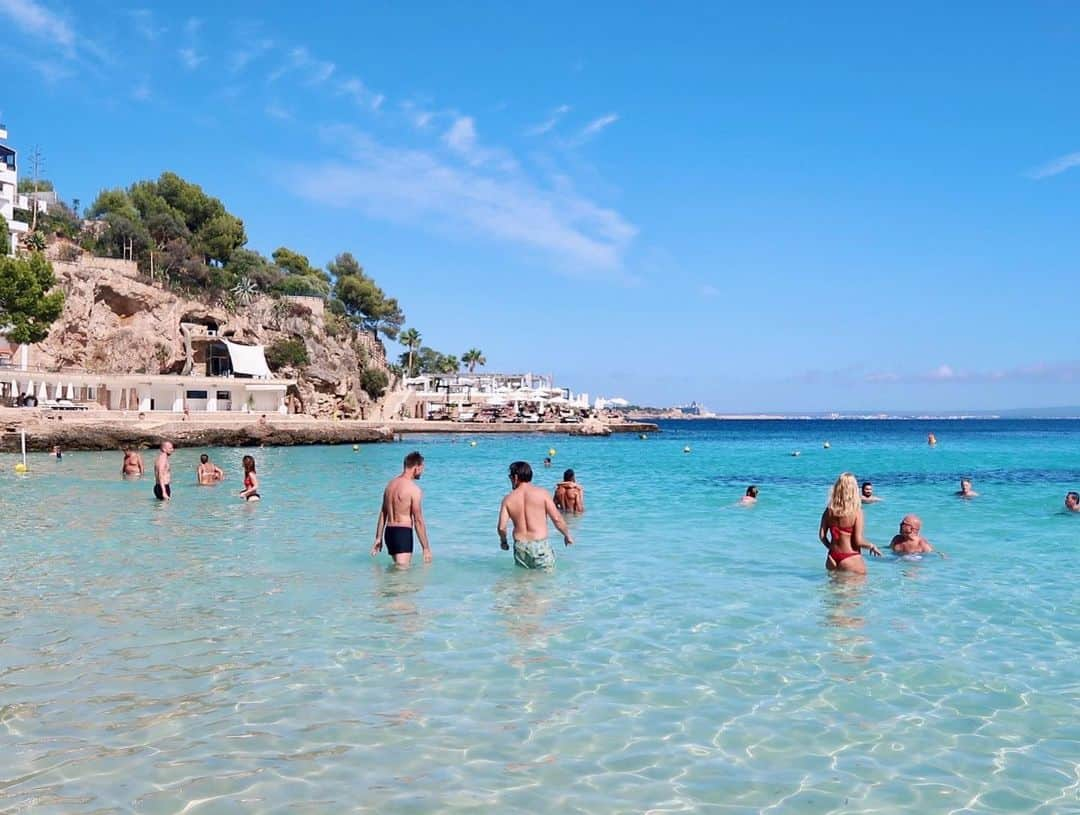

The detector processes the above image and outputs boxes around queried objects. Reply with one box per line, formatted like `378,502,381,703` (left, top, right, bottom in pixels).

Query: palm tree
462,348,486,373
400,328,421,376
438,354,460,374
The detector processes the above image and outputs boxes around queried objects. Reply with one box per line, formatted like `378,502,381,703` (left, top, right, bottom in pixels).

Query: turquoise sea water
2,419,1078,814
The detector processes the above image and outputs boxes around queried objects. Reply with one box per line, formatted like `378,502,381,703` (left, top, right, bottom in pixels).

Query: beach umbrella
37,381,48,401
9,379,17,397
66,383,75,400
25,379,33,397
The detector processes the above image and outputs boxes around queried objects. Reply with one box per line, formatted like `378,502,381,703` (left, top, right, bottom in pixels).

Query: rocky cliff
33,250,393,418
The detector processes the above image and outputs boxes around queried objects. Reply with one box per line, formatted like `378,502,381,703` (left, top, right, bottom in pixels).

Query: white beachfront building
0,123,33,254
1,337,294,414
401,371,590,418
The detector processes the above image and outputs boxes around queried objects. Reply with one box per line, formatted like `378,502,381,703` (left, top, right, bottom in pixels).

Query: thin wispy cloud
132,78,151,102
265,102,292,121
0,0,73,47
861,361,1080,385
178,47,204,70
578,113,619,142
269,46,335,85
1028,151,1080,180
441,115,517,171
130,8,165,41
229,38,274,74
339,77,384,112
700,284,720,297
527,104,570,136
291,125,637,276
444,116,477,153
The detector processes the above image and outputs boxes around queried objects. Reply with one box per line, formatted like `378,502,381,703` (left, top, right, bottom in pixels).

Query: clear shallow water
1,419,1078,814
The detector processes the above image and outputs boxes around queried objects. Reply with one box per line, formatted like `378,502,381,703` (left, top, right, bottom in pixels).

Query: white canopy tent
222,339,274,379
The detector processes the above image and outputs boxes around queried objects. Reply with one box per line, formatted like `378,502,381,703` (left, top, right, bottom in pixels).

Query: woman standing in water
818,472,880,574
239,455,261,502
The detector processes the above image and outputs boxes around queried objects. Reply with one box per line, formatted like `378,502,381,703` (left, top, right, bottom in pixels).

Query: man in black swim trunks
371,451,431,567
154,441,174,501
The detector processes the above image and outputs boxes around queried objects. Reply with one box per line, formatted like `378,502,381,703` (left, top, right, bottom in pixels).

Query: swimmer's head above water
1065,491,1080,512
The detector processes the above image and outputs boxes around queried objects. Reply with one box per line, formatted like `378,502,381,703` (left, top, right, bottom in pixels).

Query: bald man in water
889,514,935,555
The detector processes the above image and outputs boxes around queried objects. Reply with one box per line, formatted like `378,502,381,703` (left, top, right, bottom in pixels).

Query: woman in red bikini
818,472,881,574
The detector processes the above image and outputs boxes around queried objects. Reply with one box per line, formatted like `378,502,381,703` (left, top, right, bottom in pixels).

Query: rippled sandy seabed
2,420,1078,813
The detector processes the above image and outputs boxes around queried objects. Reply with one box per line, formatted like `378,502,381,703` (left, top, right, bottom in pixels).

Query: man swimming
499,460,573,569
889,514,937,555
122,447,144,477
196,453,224,485
553,469,585,514
739,485,759,506
154,441,173,501
861,481,882,504
372,451,431,567
1065,492,1080,512
957,478,978,498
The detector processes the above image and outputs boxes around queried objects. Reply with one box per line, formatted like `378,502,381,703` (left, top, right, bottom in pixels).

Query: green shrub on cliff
265,338,310,370
0,252,65,344
360,368,389,399
0,214,8,256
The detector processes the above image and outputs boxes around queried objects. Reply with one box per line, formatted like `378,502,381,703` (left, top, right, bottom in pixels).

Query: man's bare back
383,475,421,526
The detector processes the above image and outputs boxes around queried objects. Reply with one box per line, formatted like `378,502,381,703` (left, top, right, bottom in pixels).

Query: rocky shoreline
0,412,658,452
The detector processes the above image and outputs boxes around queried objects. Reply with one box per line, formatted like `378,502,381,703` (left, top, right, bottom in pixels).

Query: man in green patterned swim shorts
498,460,574,569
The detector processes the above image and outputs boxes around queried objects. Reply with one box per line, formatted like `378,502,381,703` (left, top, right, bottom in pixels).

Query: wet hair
509,461,533,483
242,455,256,473
199,453,209,464
403,451,424,469
544,457,551,464
828,472,860,517
563,468,575,481
1068,491,1080,503
861,481,873,490
746,485,758,498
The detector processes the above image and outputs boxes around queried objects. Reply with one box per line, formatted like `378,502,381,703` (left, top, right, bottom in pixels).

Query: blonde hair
828,472,860,518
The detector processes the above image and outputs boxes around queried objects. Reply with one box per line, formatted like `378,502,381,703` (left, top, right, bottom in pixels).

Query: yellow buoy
14,462,28,473
548,448,556,457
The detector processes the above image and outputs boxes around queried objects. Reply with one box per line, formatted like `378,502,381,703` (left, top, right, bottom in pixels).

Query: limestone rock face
33,255,393,419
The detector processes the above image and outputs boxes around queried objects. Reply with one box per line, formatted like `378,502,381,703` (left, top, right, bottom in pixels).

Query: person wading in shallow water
372,451,432,568
153,442,173,501
818,472,881,575
499,460,573,570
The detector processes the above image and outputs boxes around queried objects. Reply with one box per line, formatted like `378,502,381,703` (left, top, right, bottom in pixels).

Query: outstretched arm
852,512,881,557
546,494,574,546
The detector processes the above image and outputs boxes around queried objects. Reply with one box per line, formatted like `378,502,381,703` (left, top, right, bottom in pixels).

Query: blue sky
4,1,1080,412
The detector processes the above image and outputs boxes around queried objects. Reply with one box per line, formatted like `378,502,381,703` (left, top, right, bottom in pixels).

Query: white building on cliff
0,123,38,254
